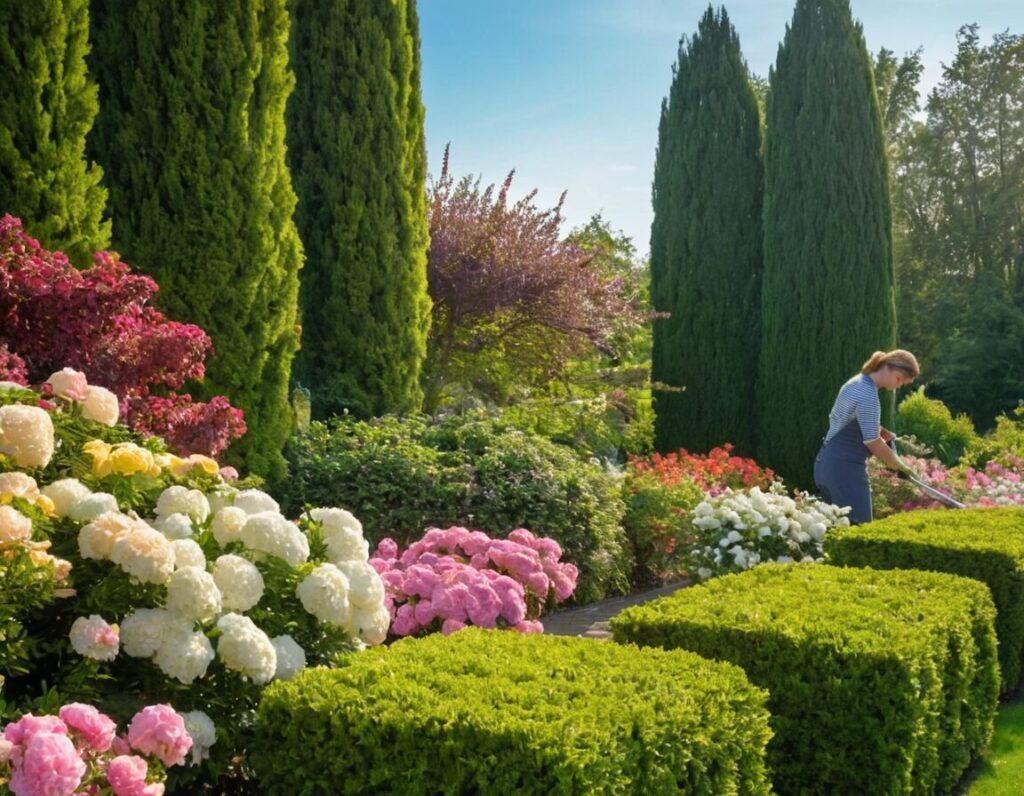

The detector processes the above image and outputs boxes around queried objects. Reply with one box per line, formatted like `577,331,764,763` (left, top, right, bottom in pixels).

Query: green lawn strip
966,700,1024,794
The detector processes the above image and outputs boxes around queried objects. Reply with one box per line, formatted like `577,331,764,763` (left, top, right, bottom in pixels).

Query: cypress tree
757,0,895,487
288,0,430,419
89,0,303,481
0,0,109,265
650,6,763,456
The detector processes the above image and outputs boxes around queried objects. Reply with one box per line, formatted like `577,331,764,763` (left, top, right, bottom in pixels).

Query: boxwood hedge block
825,507,1024,693
252,629,772,795
610,563,998,795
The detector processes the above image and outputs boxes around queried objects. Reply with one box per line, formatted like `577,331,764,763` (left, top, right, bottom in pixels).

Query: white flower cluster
45,367,120,425
0,404,54,467
296,560,389,645
687,484,851,580
216,613,277,684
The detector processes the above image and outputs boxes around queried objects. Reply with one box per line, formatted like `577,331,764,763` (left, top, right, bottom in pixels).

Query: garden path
542,579,690,639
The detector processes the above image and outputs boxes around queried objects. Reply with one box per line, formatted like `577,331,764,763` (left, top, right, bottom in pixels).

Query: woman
814,349,919,524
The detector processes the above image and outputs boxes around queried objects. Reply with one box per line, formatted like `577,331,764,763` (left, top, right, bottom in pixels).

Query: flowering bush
370,526,578,636
958,457,1024,506
0,215,244,457
628,444,775,495
0,703,192,796
0,383,387,788
684,485,850,580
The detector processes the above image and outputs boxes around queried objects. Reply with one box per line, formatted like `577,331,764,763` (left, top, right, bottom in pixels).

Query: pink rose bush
1,704,191,796
371,526,578,637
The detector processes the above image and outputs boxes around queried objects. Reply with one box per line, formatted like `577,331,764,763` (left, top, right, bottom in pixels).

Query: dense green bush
611,563,998,795
282,414,630,603
897,387,980,465
252,628,772,795
826,507,1024,692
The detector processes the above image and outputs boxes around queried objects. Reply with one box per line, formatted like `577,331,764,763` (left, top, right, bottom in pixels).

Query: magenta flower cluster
1,703,191,796
0,215,245,457
369,526,578,637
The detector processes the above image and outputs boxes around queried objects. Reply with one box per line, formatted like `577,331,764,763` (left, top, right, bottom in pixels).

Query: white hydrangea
0,381,28,391
211,506,248,547
182,711,217,766
350,604,390,646
232,489,279,516
80,385,119,426
67,492,119,523
332,560,385,609
270,635,307,681
171,539,207,570
155,486,210,522
212,555,264,612
109,525,175,584
153,512,195,540
78,512,137,560
41,478,93,519
153,625,216,684
296,563,352,628
310,507,370,563
166,566,222,622
0,404,54,468
0,505,32,545
216,613,277,684
120,608,176,658
0,471,40,501
69,615,119,661
206,487,239,515
240,512,309,565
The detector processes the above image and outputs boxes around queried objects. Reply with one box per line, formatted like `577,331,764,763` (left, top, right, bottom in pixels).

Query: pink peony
58,704,117,752
106,754,165,796
3,714,67,748
126,705,191,767
8,732,86,796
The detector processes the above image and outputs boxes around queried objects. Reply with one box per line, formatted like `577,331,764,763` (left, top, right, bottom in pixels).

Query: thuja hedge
252,629,772,795
825,506,1024,693
610,564,998,795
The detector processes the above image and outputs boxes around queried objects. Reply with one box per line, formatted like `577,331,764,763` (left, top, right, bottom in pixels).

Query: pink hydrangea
8,732,86,796
126,706,191,767
58,704,117,753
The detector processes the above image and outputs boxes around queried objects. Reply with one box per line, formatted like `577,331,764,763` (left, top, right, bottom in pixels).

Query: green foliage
757,0,896,487
282,412,630,603
966,406,1024,467
611,563,999,794
0,0,110,266
288,0,430,420
897,387,980,465
967,701,1024,795
650,6,763,457
252,628,772,795
825,507,1024,693
89,0,303,482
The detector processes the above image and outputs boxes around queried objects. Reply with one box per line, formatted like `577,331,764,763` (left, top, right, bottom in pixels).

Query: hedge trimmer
888,439,965,509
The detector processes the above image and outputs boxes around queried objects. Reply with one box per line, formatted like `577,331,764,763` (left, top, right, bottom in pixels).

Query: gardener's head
861,349,920,390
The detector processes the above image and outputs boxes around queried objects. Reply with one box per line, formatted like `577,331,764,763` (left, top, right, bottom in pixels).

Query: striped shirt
823,373,880,444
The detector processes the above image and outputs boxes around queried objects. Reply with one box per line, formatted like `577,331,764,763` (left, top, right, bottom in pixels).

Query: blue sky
419,0,1021,257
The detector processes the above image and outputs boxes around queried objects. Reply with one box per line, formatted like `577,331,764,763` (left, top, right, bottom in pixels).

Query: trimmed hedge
610,563,998,795
825,506,1024,693
252,629,772,795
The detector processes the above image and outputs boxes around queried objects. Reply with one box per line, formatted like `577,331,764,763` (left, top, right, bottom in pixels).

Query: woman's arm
864,438,911,473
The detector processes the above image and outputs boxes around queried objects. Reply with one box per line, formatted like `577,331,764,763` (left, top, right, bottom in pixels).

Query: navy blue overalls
814,419,872,524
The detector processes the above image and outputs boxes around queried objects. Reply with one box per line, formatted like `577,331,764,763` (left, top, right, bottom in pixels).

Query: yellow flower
84,440,113,478
186,454,220,477
35,494,55,515
110,444,156,476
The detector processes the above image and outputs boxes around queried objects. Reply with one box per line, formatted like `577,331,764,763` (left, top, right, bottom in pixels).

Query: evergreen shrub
252,628,772,795
282,414,629,603
610,563,999,795
897,388,980,465
826,507,1024,692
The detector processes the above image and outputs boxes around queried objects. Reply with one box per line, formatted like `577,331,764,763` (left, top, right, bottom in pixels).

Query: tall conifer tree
0,0,109,265
89,0,303,481
287,0,430,419
757,0,895,487
650,6,763,455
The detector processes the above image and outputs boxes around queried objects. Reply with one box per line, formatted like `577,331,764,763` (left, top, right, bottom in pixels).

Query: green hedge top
253,629,772,795
825,506,1024,691
610,563,999,795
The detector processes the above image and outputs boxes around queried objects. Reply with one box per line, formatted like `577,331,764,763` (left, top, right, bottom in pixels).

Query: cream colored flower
212,554,264,612
270,635,306,680
78,511,137,560
350,604,390,646
332,560,385,609
109,525,175,584
0,505,32,545
67,491,119,523
0,404,54,468
171,539,207,570
69,614,119,661
154,513,195,541
216,613,277,684
181,711,217,766
211,506,247,547
153,625,215,684
0,471,40,502
166,566,222,622
240,512,309,565
155,486,210,522
232,489,279,516
296,563,352,628
120,608,174,658
80,384,119,426
45,367,88,401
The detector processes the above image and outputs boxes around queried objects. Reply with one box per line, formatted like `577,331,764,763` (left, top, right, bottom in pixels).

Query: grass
965,700,1024,794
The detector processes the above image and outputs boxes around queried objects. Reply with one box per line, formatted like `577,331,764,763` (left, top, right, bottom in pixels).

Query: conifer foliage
756,0,896,487
0,0,110,265
650,6,763,456
287,0,431,419
88,0,303,481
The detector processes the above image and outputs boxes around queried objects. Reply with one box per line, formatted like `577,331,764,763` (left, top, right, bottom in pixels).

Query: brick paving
542,579,691,639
